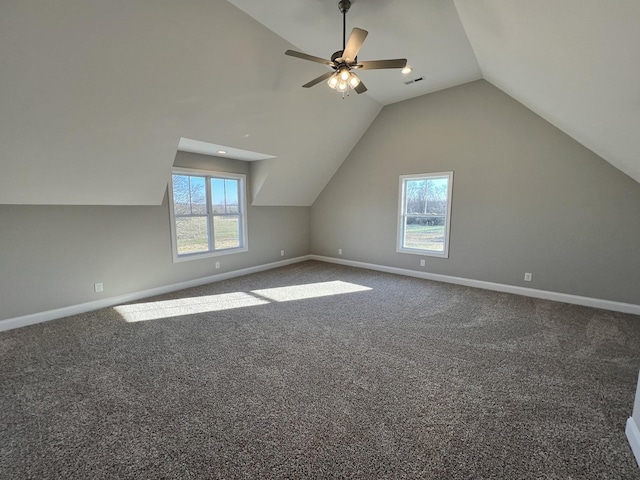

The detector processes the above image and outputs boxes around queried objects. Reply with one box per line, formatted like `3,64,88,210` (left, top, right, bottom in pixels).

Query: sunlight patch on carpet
115,292,269,322
252,281,371,302
114,281,371,322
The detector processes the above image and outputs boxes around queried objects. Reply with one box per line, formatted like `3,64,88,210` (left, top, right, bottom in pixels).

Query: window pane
211,178,225,213
213,215,240,250
211,178,240,214
172,175,190,215
173,175,206,215
403,215,446,252
405,179,426,214
175,216,209,254
189,176,207,215
224,179,239,213
404,178,449,216
425,178,448,216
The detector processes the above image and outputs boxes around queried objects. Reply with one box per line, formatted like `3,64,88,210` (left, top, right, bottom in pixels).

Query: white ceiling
178,137,276,162
228,0,482,105
231,0,640,184
1,0,639,206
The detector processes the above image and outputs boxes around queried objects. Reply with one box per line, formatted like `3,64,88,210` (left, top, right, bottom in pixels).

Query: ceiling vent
404,77,424,85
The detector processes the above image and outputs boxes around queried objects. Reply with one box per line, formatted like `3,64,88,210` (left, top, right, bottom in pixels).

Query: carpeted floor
2,260,640,479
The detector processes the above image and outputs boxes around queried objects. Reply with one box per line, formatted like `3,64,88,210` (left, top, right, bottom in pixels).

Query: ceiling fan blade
285,50,334,66
342,28,368,62
356,59,407,70
302,71,335,88
354,80,367,94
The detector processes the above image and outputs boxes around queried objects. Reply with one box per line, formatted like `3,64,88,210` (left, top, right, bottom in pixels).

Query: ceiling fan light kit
285,0,407,97
328,67,360,92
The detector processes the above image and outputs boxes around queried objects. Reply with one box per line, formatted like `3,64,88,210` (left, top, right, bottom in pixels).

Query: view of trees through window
406,178,448,219
399,173,452,256
172,173,244,256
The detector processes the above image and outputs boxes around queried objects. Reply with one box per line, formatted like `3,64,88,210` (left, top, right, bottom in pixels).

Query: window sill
173,246,248,263
397,247,448,259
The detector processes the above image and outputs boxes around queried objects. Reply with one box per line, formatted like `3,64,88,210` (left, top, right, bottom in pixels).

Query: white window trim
397,171,454,258
169,167,248,263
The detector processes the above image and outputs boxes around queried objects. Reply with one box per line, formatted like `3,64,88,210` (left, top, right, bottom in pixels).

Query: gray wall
3,79,640,324
0,152,310,322
310,80,640,305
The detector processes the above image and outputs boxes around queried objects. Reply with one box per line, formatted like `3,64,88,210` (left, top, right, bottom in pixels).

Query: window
398,171,453,258
170,168,247,261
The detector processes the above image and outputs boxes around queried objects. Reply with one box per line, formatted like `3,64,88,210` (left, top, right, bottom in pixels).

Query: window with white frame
397,171,453,258
170,168,247,261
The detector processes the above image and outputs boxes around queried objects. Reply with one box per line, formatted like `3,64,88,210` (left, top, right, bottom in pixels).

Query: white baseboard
627,418,640,469
2,253,639,333
0,255,312,332
309,255,640,316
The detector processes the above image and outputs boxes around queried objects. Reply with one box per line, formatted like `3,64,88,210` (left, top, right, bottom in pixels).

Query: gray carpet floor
2,260,640,479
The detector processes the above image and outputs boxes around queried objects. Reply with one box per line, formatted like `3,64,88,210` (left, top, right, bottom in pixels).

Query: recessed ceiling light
401,66,413,75
217,150,227,155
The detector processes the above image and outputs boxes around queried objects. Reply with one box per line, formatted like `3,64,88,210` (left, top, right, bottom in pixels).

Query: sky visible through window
211,178,239,214
172,175,240,215
171,172,245,256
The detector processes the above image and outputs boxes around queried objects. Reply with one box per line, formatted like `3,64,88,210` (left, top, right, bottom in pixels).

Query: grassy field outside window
170,169,247,261
398,171,453,258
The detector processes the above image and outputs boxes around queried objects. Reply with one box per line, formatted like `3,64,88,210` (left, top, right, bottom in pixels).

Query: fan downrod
338,0,352,52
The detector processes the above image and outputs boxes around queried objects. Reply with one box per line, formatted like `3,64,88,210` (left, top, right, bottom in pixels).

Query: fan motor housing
338,0,351,14
331,50,357,69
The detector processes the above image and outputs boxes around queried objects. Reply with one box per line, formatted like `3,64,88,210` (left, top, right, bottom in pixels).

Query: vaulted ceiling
1,1,638,206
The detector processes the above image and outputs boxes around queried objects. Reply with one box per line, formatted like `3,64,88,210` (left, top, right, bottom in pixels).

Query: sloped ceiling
228,0,482,105
455,0,640,185
0,0,381,206
1,0,638,206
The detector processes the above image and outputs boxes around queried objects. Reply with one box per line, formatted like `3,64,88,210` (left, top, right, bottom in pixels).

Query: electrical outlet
215,261,220,269
94,282,103,293
524,272,532,282
338,248,342,255
420,259,426,267
281,250,285,256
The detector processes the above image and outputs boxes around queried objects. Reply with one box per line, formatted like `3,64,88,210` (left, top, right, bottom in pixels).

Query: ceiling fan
285,0,407,96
